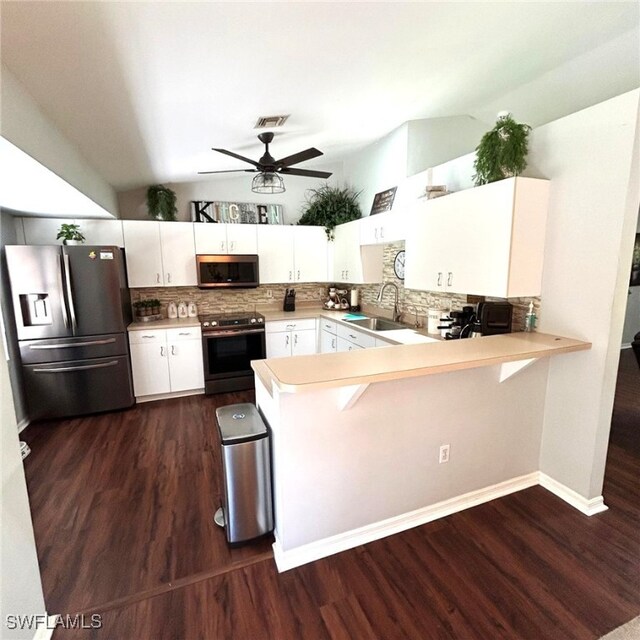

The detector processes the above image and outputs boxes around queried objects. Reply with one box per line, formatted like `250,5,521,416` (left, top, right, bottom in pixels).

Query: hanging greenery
473,113,532,186
297,184,362,240
146,184,178,221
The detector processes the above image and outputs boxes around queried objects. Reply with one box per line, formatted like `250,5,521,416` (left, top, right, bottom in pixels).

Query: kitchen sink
345,317,407,331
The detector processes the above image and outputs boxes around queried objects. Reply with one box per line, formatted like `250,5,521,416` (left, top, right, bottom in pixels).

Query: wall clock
394,250,406,280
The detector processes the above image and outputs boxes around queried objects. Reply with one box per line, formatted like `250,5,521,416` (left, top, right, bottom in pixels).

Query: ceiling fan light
251,172,285,194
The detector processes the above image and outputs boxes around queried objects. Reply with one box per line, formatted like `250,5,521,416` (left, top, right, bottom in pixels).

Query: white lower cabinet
336,336,364,352
129,327,203,398
320,329,337,353
265,319,317,358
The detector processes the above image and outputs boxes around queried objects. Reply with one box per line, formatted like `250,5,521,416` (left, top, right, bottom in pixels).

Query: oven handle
202,328,266,338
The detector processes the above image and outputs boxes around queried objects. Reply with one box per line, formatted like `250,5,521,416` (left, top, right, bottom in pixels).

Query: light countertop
252,331,591,394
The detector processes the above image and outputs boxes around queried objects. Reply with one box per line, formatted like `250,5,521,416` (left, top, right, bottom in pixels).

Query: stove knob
250,318,257,324
203,321,210,327
257,317,263,323
211,320,218,327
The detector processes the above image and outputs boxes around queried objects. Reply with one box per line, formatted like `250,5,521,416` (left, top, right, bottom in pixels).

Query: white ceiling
2,2,639,192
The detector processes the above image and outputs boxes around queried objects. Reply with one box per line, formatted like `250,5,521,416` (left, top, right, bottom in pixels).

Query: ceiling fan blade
279,167,333,179
197,169,257,175
212,148,261,168
275,148,323,167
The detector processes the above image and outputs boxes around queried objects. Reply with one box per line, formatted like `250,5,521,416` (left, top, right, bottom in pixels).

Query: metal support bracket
337,384,370,411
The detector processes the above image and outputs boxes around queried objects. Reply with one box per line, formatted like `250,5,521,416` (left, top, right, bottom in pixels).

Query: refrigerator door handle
58,254,70,329
33,360,119,373
29,338,117,350
63,253,78,332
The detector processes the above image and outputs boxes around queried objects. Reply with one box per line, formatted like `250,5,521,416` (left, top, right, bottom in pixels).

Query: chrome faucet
376,282,401,322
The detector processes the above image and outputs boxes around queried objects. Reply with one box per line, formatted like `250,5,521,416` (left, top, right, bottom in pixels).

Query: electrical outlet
319,287,325,297
439,444,450,464
266,289,273,299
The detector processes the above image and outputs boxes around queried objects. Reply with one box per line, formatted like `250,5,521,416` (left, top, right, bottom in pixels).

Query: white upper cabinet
360,210,407,245
193,223,258,254
333,219,384,284
19,218,124,246
159,222,197,286
122,221,196,288
293,226,329,283
257,225,294,283
405,177,549,298
257,225,328,284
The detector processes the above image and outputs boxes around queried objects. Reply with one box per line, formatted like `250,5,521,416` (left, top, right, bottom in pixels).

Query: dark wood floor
24,352,640,639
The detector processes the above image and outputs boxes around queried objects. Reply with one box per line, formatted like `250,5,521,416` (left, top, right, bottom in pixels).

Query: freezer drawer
19,333,129,364
22,355,134,421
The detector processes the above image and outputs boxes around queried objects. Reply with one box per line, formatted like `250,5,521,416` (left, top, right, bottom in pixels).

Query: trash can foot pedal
214,507,226,528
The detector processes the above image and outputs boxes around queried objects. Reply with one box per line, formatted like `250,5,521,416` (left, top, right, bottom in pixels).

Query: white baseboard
136,388,204,403
17,417,30,433
538,472,608,516
33,615,58,640
621,343,632,350
273,471,540,572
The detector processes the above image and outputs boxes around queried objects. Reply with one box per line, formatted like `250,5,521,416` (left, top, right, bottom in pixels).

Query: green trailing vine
297,184,362,240
473,113,531,186
147,184,178,221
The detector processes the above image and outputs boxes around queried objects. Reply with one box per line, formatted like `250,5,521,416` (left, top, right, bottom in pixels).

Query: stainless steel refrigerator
5,245,134,421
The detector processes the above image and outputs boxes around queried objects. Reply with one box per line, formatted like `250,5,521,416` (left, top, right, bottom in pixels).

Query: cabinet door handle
167,272,171,284
230,241,235,251
346,270,349,279
380,227,384,239
289,270,292,281
294,334,298,345
437,272,442,287
160,346,165,356
348,334,357,340
447,272,453,287
156,273,160,284
297,270,300,280
286,334,290,346
220,241,225,251
332,338,336,349
171,345,176,356
374,228,378,240
142,335,156,339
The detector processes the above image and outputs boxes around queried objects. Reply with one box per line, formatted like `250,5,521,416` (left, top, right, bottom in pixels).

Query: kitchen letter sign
370,187,397,216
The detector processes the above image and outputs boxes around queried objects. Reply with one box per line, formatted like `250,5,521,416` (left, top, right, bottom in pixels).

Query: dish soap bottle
524,301,537,332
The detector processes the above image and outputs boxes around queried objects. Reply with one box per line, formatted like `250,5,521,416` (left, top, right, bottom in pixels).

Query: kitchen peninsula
252,332,591,571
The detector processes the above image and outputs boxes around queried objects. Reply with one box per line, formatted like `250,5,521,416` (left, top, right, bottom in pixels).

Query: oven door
203,328,266,382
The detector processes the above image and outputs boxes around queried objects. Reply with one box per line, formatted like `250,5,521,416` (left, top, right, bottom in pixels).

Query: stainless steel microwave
196,254,260,289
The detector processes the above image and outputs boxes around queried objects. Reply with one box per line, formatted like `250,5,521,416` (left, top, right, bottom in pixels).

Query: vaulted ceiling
2,1,638,191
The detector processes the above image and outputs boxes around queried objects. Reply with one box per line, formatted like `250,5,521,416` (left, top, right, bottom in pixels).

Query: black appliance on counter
283,288,296,312
196,254,259,289
201,311,265,394
477,302,513,336
5,245,134,421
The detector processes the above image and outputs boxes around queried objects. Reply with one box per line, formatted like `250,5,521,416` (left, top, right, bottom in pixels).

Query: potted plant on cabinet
297,184,362,240
56,223,86,245
147,184,178,221
473,112,532,186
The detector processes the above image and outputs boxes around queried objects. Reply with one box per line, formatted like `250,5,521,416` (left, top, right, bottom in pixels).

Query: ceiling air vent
254,115,289,129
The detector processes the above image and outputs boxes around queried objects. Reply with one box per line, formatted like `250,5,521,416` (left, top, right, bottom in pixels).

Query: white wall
117,161,344,225
342,123,409,215
1,65,118,217
528,90,640,499
406,116,488,177
0,336,47,639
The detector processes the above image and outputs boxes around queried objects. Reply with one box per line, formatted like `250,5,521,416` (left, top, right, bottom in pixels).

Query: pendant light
251,172,285,194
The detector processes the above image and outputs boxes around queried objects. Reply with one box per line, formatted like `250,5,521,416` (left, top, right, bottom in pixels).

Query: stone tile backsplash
132,240,540,331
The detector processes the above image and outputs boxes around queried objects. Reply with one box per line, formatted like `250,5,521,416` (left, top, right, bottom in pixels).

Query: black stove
200,311,266,395
200,311,265,330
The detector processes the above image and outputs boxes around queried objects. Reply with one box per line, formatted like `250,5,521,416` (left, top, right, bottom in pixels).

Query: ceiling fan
198,132,332,193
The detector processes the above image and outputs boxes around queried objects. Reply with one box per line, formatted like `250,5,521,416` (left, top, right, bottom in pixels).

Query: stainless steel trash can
215,403,274,544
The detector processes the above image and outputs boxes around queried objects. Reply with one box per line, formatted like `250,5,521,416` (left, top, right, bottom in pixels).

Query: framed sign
370,187,397,216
